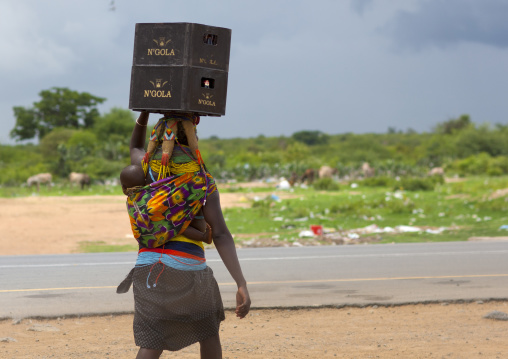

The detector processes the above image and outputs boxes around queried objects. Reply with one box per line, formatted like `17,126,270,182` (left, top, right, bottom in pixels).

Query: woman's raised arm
130,111,149,165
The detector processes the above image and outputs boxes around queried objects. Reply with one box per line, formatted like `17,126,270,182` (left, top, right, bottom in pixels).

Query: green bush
330,199,371,216
397,177,439,191
361,176,395,187
313,178,339,191
449,154,508,177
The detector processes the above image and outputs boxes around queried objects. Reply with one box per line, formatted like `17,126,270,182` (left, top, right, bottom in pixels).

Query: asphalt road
1,241,507,318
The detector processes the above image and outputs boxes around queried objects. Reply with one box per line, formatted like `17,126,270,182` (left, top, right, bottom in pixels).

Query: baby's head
120,165,146,195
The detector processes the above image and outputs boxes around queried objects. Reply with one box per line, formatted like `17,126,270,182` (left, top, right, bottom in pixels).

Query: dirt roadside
1,303,507,358
0,191,295,256
1,194,507,358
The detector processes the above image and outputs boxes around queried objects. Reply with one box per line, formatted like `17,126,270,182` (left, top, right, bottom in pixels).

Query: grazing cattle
69,172,91,190
301,168,316,184
361,162,375,178
27,173,52,192
428,167,444,176
318,165,337,179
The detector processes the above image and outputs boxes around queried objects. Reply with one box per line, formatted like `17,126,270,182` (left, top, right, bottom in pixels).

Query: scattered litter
425,227,446,234
294,217,309,222
350,183,358,188
277,179,291,190
341,224,447,237
281,224,296,229
355,224,379,234
396,225,421,233
483,311,508,321
273,217,284,221
499,225,508,230
299,230,315,238
239,196,249,202
393,192,404,199
438,212,445,217
292,241,303,247
310,225,323,236
270,194,280,201
347,233,360,239
272,235,280,240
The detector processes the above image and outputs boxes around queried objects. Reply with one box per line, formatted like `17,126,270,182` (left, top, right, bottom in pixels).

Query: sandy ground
1,192,508,358
1,303,508,358
0,191,286,256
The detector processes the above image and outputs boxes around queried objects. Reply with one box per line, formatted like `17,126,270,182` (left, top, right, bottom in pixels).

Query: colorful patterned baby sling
127,170,216,248
126,114,216,248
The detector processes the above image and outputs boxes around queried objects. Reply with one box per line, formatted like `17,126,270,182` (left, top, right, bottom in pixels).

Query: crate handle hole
201,78,215,89
203,34,218,46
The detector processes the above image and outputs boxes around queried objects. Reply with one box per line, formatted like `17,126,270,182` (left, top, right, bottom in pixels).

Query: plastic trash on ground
298,230,315,238
396,225,421,232
277,178,291,190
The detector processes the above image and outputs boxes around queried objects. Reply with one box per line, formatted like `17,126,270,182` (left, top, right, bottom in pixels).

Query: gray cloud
1,0,507,144
350,0,375,15
384,0,508,50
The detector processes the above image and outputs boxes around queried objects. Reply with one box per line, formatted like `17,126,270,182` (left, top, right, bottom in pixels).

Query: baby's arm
181,209,212,244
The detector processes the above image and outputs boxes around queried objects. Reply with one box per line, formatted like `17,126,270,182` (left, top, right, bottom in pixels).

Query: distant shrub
330,199,371,216
488,156,508,176
449,153,508,177
487,167,503,176
396,177,439,191
313,178,339,191
361,176,395,187
290,206,310,219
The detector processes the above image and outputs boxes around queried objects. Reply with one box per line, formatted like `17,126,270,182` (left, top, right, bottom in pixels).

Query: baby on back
120,164,211,244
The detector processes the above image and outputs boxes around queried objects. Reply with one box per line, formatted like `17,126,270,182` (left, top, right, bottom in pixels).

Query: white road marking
1,250,507,269
1,273,508,293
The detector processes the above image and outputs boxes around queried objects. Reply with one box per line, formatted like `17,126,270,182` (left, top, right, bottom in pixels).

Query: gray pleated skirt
118,264,225,351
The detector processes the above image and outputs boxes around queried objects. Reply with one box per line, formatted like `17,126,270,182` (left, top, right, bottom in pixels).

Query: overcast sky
1,0,507,144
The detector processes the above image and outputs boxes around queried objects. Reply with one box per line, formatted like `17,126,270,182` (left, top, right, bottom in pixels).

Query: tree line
2,87,508,186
